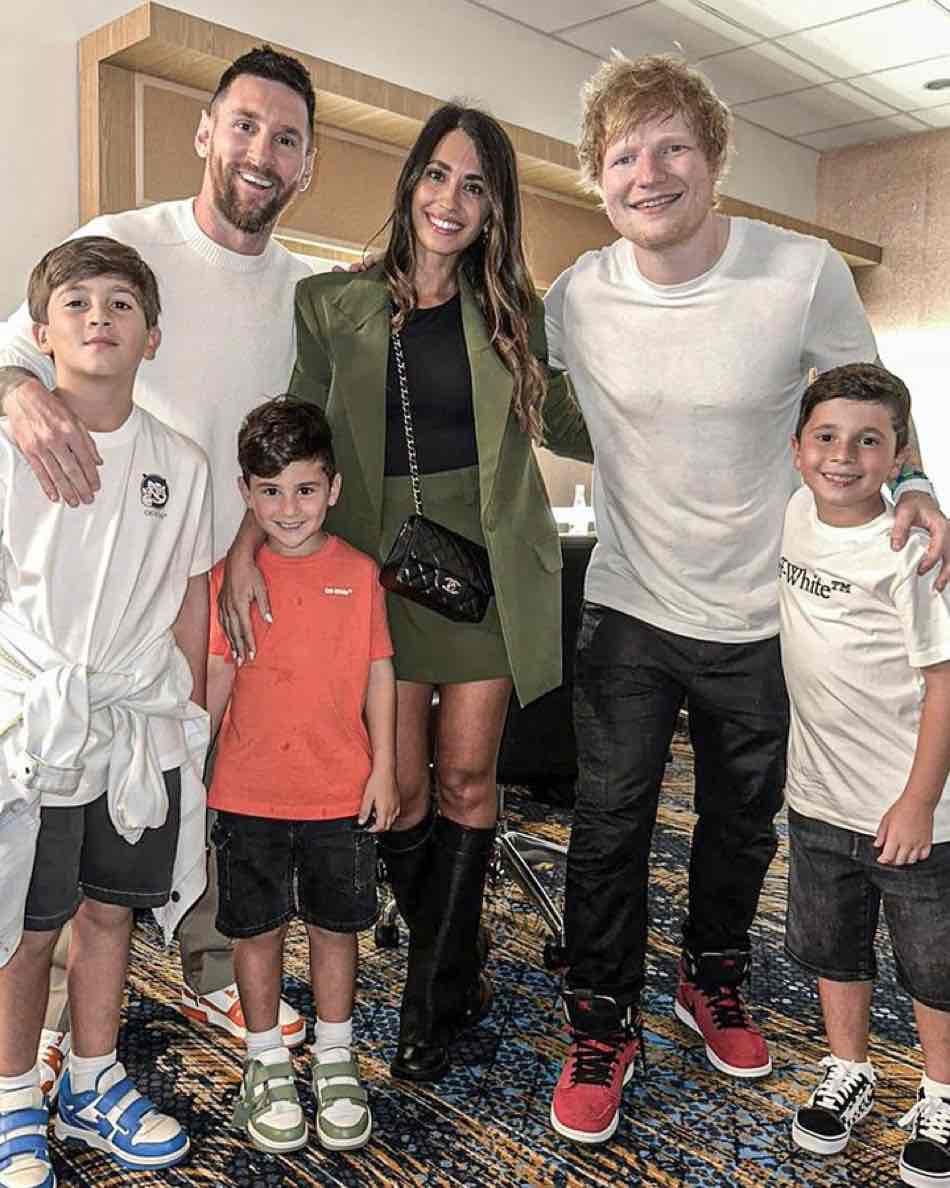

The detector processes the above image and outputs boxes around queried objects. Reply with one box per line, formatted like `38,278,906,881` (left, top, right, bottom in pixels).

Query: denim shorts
23,770,182,931
785,808,950,1010
212,811,378,938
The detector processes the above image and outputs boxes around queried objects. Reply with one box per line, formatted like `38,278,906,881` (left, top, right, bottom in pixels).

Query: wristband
893,465,929,488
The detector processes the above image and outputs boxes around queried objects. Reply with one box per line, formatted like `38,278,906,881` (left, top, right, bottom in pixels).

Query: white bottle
570,483,588,535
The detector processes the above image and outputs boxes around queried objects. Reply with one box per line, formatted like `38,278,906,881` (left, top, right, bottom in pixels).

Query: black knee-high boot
377,806,436,934
390,816,495,1082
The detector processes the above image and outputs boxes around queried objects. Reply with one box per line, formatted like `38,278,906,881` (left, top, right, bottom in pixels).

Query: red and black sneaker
674,955,771,1078
550,993,644,1145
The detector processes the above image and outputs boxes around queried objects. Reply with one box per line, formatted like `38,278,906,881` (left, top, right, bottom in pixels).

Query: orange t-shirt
208,536,393,820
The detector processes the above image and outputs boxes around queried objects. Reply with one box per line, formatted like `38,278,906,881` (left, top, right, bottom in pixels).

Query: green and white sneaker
231,1057,307,1154
312,1053,371,1151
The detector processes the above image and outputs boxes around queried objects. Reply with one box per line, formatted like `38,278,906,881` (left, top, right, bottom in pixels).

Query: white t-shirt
779,486,950,842
0,407,212,804
545,218,879,643
0,199,312,561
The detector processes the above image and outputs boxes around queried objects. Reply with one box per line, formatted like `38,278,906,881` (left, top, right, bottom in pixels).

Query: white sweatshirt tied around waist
0,609,209,966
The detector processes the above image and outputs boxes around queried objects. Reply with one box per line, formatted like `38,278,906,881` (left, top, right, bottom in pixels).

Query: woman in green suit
291,104,590,1081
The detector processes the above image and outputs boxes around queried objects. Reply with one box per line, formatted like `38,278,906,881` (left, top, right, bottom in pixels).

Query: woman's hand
218,535,270,662
333,250,383,274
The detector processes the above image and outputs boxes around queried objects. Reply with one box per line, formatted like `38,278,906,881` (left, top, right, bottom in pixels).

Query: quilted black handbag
379,330,494,624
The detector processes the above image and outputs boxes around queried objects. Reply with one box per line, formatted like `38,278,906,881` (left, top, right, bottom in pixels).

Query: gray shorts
785,807,950,1011
23,770,182,931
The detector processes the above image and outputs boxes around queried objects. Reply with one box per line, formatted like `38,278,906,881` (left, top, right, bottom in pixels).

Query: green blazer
289,264,592,706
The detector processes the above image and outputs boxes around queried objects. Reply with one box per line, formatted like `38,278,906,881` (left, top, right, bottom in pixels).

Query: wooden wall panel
141,81,203,203
522,190,614,290
99,64,136,214
135,77,615,284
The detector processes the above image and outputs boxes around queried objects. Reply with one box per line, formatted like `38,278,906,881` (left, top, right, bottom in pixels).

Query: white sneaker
180,983,305,1047
899,1086,950,1188
0,1085,53,1188
792,1055,876,1155
312,1052,371,1151
37,1030,69,1104
54,1062,188,1170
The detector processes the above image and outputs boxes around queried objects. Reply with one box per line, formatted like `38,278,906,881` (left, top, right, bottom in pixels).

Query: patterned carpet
50,736,925,1186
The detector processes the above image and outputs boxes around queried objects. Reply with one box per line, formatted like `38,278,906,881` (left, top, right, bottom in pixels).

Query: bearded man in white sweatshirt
0,44,318,1082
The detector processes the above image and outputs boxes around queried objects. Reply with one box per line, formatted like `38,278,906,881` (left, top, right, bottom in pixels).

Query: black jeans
564,604,788,1008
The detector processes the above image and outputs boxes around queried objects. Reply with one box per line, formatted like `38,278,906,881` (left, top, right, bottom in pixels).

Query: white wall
0,0,817,314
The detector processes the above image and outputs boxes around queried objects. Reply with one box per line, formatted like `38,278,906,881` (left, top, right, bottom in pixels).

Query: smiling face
33,273,160,385
239,458,341,557
601,110,717,260
410,129,492,267
793,397,906,527
195,74,313,247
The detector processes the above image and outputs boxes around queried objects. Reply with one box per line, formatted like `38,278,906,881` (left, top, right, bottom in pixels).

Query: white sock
313,1017,364,1130
922,1073,950,1100
314,1017,352,1062
246,1026,285,1062
0,1065,41,1094
69,1049,117,1094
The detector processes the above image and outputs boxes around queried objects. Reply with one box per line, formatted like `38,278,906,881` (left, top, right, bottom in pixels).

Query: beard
210,156,296,235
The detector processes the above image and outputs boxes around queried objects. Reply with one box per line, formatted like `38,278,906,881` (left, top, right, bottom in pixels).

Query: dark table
497,534,595,801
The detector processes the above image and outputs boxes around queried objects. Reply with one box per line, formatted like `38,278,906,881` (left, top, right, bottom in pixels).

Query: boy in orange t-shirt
206,396,397,1156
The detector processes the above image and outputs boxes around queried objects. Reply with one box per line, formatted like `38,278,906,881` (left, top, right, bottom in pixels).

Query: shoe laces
568,1033,630,1087
811,1056,875,1112
900,1093,950,1144
702,982,751,1031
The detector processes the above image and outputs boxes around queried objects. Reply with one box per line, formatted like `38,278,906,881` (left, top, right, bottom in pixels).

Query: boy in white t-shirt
779,363,950,1187
0,237,212,1185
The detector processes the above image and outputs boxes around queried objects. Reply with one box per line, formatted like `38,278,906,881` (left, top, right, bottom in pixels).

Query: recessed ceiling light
924,77,950,91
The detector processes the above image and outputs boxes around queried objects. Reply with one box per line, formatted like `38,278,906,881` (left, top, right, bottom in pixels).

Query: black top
384,293,478,476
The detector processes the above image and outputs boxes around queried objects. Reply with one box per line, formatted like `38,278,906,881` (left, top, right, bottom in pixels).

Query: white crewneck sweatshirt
544,218,879,642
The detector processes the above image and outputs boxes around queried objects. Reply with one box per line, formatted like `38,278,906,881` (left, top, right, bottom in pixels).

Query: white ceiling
463,0,950,149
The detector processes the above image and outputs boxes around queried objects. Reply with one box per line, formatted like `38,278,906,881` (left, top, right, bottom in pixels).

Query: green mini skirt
381,465,510,686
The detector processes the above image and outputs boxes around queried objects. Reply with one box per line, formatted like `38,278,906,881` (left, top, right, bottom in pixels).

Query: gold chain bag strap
379,328,494,623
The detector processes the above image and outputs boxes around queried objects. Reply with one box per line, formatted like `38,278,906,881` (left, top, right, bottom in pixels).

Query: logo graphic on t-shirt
141,473,169,518
779,556,851,598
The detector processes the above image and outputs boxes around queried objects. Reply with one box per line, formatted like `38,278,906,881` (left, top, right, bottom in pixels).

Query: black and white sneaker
792,1055,876,1155
899,1086,950,1188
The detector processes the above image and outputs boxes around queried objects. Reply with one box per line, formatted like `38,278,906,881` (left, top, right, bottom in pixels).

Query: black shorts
23,769,182,932
785,808,950,1011
212,811,378,938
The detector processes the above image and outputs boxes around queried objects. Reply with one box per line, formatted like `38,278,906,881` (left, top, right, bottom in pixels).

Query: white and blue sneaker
0,1085,55,1188
54,1063,188,1170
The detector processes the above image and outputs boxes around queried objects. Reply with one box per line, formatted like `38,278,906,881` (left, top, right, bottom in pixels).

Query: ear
790,432,802,473
237,476,251,507
889,445,909,483
195,109,212,160
32,322,53,357
142,326,161,361
299,146,317,193
328,471,342,506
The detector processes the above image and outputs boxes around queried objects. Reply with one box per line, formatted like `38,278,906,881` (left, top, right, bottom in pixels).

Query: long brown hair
381,104,546,442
